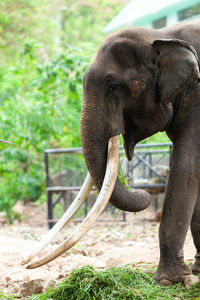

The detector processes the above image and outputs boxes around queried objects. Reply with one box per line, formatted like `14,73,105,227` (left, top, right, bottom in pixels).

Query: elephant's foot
192,254,200,273
155,260,191,285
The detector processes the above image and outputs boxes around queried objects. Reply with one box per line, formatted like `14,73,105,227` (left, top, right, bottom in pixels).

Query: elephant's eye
108,85,115,93
108,84,119,94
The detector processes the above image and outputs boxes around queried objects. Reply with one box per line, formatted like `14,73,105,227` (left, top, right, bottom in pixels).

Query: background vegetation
0,0,169,218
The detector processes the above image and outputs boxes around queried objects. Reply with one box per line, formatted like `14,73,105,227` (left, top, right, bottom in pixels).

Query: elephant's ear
152,39,200,104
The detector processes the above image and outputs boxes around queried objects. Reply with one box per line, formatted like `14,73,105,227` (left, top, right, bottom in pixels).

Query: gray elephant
24,21,200,286
81,21,200,285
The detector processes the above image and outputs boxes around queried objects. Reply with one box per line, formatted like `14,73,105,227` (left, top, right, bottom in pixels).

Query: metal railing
125,142,172,189
45,142,172,228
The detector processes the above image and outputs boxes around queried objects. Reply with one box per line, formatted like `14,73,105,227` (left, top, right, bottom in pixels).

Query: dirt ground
0,200,196,298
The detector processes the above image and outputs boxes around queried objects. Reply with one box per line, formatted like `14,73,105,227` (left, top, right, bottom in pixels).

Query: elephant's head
81,34,199,212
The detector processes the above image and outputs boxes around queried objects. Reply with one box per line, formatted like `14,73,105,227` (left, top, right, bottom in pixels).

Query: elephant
23,21,200,286
81,21,200,285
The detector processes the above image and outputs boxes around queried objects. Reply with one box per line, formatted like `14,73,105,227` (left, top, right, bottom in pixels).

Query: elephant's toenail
159,279,172,286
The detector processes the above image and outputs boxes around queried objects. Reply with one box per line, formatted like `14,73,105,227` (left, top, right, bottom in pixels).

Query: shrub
0,40,90,218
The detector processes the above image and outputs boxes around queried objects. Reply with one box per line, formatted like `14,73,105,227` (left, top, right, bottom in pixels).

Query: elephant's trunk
81,95,150,212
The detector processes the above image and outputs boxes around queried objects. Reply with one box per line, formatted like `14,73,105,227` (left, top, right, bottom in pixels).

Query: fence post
45,152,54,229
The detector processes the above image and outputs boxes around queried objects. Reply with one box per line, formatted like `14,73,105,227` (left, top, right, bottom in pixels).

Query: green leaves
0,41,90,217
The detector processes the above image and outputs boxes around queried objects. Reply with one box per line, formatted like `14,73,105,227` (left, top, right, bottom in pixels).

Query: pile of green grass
27,266,200,300
1,266,200,299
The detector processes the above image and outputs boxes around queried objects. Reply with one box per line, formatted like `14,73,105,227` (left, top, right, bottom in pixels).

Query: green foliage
0,291,18,300
0,40,90,217
118,163,130,191
0,0,124,64
60,0,124,54
141,131,170,144
0,0,124,217
27,266,200,300
0,0,57,64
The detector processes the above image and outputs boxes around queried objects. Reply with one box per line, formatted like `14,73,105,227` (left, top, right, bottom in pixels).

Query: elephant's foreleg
155,150,199,285
190,189,200,273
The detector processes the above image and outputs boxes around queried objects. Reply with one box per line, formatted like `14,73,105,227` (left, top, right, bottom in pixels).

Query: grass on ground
2,266,197,300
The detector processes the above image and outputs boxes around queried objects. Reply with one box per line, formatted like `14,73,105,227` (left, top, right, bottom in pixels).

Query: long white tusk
26,135,119,269
0,139,12,145
22,173,93,265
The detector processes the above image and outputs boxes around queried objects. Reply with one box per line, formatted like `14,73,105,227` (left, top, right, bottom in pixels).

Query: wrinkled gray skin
81,21,200,285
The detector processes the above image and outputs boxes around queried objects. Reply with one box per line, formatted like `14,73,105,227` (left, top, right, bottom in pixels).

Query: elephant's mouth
122,117,135,161
123,132,135,161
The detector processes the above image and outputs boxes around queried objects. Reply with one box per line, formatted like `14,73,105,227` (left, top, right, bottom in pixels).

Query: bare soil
0,201,196,298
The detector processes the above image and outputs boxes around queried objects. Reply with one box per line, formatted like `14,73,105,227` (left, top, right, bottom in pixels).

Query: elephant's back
102,21,200,59
161,21,200,58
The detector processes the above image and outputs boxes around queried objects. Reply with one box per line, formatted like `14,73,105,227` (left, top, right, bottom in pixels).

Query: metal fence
45,142,172,228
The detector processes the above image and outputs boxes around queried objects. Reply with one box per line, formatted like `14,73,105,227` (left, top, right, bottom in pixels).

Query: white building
104,0,200,32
